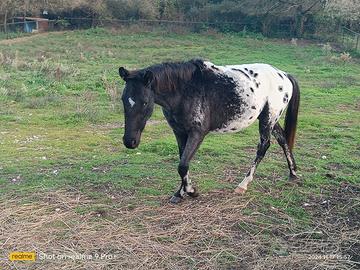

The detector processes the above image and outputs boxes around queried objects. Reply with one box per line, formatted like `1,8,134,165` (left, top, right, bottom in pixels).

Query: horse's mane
131,59,204,93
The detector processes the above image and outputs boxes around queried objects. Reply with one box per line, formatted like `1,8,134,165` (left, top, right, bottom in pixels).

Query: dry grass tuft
291,38,298,46
38,60,80,80
339,52,352,62
0,50,28,70
102,74,121,111
322,43,333,55
0,184,358,269
329,52,353,64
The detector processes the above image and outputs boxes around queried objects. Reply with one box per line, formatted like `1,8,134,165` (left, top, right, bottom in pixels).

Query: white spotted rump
204,61,293,133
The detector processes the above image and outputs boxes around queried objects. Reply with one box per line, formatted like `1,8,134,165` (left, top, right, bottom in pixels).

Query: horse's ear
191,59,204,68
191,59,205,79
119,67,130,81
143,70,154,86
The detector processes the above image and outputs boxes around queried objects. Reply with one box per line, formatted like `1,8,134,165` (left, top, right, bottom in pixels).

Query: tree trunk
261,16,272,37
91,11,95,28
298,16,306,37
4,11,7,33
294,6,304,37
295,14,306,38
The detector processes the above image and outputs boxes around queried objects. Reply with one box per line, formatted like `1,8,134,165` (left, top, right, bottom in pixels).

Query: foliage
106,0,158,20
1,0,359,38
324,0,360,23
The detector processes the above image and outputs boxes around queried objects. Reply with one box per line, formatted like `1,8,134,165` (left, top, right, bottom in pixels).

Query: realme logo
9,252,36,261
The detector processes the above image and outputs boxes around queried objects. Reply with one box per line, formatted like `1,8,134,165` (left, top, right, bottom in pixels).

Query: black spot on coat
283,93,289,103
232,68,250,80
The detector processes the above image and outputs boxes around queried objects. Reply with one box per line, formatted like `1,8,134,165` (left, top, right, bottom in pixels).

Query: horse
118,59,300,203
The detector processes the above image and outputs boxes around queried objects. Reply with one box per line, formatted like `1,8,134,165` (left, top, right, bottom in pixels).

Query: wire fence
341,27,360,53
0,17,359,54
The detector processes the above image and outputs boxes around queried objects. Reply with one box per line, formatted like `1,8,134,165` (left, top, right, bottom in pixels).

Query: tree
106,0,158,20
240,0,324,37
324,0,360,29
0,0,25,32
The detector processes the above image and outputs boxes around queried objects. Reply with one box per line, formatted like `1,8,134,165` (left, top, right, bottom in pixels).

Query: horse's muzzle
123,136,139,149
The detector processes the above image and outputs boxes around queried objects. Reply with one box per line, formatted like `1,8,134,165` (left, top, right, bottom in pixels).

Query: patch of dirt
0,184,358,269
302,183,360,263
0,31,66,45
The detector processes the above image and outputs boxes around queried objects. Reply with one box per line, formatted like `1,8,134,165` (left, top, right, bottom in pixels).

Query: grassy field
0,27,359,269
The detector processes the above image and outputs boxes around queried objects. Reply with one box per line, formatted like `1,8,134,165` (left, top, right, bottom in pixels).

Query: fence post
356,34,359,52
4,11,7,33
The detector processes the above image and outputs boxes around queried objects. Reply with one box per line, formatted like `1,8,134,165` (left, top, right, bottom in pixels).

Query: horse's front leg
170,131,204,204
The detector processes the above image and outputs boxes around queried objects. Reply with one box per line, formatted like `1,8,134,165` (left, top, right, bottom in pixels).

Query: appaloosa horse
118,59,300,203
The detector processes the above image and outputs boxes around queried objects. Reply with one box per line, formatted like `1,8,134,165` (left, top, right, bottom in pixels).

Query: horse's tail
284,74,300,151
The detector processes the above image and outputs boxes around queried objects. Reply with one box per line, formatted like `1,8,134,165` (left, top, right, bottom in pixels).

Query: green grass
0,27,359,222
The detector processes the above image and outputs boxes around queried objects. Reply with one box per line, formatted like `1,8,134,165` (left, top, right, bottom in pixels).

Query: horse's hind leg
272,123,298,180
235,105,271,194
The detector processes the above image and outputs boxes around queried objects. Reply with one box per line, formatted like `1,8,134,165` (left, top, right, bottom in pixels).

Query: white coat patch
208,62,293,133
128,97,135,107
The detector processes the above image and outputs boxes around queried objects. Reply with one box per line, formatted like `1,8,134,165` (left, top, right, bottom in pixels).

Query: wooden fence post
4,11,7,33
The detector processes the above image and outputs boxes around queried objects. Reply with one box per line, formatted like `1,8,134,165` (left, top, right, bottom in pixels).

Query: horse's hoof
234,187,246,194
170,196,182,204
187,187,199,198
289,174,300,181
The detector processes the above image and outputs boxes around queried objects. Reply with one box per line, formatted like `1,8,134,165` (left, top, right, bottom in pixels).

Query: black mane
136,59,204,93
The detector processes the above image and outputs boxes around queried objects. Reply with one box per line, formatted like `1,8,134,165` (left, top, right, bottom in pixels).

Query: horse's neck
152,76,186,111
152,87,182,112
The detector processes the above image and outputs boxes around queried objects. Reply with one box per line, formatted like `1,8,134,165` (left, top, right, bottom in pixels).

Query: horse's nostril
131,139,136,146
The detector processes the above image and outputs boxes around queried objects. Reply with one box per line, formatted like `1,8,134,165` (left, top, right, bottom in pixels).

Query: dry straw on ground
0,184,359,269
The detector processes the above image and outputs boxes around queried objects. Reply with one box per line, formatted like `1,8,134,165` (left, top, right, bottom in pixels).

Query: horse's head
119,67,155,149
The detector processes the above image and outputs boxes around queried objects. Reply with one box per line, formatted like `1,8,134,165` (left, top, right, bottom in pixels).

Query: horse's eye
143,102,148,106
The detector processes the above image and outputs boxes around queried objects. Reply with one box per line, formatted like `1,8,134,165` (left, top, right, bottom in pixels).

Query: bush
106,0,158,20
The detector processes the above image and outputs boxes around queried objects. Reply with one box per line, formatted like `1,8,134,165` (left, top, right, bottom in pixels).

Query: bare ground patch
0,183,358,270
